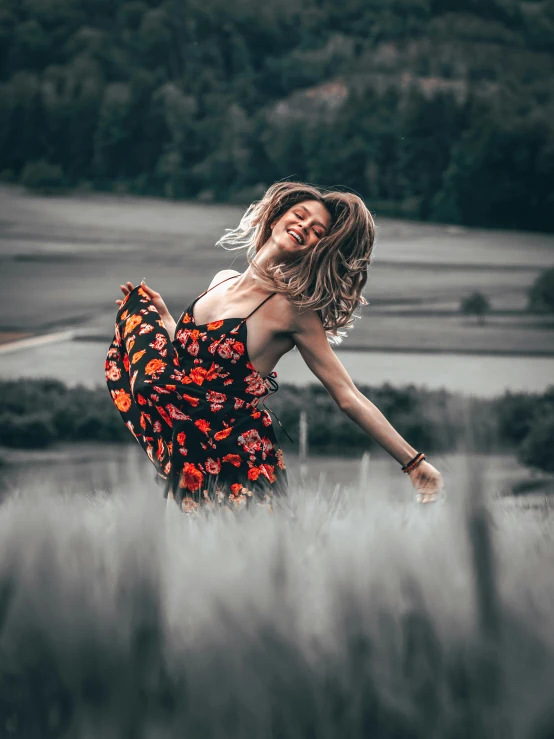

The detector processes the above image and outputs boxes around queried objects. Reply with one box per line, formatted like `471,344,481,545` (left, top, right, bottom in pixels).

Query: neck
238,240,280,288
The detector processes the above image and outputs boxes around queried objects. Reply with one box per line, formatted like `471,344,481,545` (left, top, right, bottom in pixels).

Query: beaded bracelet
401,452,426,473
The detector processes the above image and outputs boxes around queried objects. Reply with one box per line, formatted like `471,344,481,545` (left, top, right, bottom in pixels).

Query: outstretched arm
292,310,444,501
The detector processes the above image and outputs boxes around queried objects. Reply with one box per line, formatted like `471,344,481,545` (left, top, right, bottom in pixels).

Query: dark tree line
1,0,553,230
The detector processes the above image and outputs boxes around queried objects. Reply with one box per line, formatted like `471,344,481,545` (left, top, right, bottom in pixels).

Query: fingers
140,282,159,297
416,491,438,504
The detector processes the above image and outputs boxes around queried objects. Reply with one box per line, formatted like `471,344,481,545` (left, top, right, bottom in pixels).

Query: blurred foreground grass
1,457,554,738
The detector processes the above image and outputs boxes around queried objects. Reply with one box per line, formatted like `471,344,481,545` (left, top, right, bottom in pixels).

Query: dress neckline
189,274,276,329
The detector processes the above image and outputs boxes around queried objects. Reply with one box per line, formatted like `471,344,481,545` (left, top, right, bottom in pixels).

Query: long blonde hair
217,181,376,344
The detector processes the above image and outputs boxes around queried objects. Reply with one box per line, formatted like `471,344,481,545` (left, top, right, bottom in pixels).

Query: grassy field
1,457,554,737
1,185,553,354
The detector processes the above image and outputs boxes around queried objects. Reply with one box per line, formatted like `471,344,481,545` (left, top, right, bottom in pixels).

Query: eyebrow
296,204,328,233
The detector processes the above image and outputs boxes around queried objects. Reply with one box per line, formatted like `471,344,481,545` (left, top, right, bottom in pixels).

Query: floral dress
106,276,288,513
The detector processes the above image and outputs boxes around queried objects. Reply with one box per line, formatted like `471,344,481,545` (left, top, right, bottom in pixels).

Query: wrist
402,452,426,474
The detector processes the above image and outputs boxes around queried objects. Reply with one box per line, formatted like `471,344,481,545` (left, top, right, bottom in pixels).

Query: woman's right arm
117,281,177,340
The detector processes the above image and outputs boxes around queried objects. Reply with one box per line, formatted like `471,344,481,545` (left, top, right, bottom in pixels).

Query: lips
287,228,304,245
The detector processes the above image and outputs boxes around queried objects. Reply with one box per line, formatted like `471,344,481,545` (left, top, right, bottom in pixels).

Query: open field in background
2,445,553,511
1,185,553,355
1,460,554,737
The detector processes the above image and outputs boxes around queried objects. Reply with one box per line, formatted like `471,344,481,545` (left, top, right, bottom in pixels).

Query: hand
407,460,445,504
116,281,172,322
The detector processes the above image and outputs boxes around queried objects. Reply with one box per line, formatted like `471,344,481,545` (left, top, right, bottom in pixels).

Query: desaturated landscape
2,0,554,733
1,185,553,355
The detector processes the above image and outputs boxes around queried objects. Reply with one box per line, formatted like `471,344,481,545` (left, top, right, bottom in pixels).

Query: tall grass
1,455,553,738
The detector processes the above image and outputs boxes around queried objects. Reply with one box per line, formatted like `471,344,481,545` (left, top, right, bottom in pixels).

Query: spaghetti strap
195,274,239,301
243,292,277,321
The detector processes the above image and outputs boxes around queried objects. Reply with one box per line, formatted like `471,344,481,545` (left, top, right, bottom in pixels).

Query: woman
106,181,444,513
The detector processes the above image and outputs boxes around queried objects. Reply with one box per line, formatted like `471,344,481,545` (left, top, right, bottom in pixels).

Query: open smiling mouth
287,230,304,245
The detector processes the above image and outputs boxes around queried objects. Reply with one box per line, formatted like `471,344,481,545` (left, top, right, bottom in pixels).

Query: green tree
527,267,554,314
93,82,133,181
517,407,554,474
460,290,491,325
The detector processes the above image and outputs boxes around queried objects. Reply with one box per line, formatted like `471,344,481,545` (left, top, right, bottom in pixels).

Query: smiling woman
107,181,445,514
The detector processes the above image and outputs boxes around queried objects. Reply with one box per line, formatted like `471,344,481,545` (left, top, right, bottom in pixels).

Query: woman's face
269,199,332,259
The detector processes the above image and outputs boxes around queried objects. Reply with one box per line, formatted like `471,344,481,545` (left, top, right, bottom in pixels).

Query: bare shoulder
265,295,324,338
289,302,324,336
208,268,241,289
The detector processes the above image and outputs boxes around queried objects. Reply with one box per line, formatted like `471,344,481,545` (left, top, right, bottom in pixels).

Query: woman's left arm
292,311,444,500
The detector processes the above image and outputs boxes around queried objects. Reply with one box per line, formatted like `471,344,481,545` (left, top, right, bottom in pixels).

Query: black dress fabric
106,276,289,513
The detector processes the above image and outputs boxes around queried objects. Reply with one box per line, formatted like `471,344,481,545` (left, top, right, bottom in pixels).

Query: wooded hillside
1,0,553,230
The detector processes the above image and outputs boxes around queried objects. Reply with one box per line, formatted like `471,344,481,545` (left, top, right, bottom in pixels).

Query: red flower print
156,437,165,461
176,431,186,445
105,361,121,382
125,336,136,352
276,449,286,470
182,497,200,514
207,390,226,404
131,349,147,365
120,309,129,320
214,426,233,441
187,341,200,357
238,428,262,454
166,403,188,420
149,333,167,351
112,389,132,413
233,341,245,355
156,405,173,427
217,340,233,359
206,363,225,381
195,418,211,435
182,393,200,407
207,320,224,331
153,420,162,433
124,315,142,337
230,483,242,494
234,398,245,409
123,354,130,373
262,412,272,426
136,393,148,406
248,467,261,481
252,411,261,419
259,463,276,483
205,457,221,475
130,370,138,394
138,323,154,335
171,369,192,384
179,463,204,492
189,367,207,385
245,373,267,397
144,358,166,376
222,454,242,467
138,286,150,300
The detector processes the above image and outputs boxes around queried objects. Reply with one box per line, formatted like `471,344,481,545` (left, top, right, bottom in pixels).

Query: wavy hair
216,181,376,344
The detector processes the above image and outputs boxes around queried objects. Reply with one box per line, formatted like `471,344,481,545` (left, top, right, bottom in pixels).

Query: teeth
289,230,302,244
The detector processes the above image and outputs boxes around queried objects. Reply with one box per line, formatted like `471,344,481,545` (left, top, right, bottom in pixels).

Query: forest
0,0,553,231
